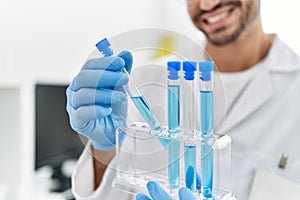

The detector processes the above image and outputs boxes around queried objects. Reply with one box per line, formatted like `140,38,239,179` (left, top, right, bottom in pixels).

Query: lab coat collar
220,34,300,132
260,34,300,72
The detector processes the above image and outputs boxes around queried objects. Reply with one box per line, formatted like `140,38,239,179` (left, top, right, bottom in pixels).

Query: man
66,0,300,199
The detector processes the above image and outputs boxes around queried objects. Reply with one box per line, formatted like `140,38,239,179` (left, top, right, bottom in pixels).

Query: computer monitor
35,83,86,170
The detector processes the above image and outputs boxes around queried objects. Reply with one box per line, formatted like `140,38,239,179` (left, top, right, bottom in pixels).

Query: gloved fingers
196,171,202,191
70,69,128,91
179,187,197,200
184,165,202,192
113,84,129,94
185,165,195,190
82,56,125,71
147,181,172,200
118,51,133,73
136,193,151,200
69,104,112,128
68,87,127,109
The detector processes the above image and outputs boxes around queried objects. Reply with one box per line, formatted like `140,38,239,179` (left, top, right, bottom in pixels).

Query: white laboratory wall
0,0,159,82
152,0,203,39
0,88,21,200
261,0,300,55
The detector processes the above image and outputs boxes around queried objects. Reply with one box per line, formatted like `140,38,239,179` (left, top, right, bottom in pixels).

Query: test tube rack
113,122,236,200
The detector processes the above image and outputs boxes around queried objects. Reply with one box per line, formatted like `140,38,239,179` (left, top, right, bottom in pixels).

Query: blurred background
0,0,299,199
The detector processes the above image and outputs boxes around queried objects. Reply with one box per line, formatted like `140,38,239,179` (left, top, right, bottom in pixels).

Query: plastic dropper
95,38,168,146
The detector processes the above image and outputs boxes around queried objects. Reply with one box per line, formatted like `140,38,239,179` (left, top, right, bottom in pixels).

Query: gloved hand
136,181,197,200
185,165,202,192
66,51,133,150
136,166,201,200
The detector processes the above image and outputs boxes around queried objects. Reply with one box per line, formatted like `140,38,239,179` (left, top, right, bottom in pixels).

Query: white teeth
206,12,229,24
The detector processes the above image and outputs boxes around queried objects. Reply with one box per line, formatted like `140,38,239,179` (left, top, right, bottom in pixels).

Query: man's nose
197,0,222,11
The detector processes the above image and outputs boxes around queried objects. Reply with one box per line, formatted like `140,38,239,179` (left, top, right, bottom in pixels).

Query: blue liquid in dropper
168,85,180,189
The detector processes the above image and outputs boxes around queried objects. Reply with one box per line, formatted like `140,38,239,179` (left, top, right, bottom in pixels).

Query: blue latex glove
185,165,202,192
66,51,133,150
136,181,197,200
136,166,201,200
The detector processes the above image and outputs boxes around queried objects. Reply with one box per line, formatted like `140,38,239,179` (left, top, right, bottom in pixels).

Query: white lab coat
72,35,300,200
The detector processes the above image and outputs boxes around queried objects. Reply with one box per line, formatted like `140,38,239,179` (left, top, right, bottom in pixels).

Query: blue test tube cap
199,61,214,81
167,61,181,80
183,61,197,80
95,38,114,57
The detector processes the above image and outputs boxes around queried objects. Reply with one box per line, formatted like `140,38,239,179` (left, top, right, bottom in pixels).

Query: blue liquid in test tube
199,61,214,199
168,138,180,189
184,145,196,178
200,91,213,135
131,96,162,133
201,139,213,197
95,38,167,145
168,85,180,134
167,61,181,190
182,61,197,192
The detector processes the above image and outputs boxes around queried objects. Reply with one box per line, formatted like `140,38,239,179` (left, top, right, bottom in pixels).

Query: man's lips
202,6,235,24
206,12,229,24
195,1,241,24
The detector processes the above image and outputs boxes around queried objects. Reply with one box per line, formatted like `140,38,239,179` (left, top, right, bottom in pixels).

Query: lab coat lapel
224,66,273,132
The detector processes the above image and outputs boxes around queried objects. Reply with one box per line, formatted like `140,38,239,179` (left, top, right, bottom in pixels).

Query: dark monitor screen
35,84,86,169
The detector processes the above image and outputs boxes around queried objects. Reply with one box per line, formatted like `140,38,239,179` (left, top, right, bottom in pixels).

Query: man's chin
207,36,236,46
204,25,245,46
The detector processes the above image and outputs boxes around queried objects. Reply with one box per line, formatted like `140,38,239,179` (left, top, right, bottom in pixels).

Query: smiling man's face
187,0,260,46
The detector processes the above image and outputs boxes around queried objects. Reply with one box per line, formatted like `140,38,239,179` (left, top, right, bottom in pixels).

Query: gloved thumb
185,165,202,191
179,187,197,200
118,51,133,73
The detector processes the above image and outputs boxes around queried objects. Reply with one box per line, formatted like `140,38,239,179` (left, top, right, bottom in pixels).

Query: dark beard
205,23,246,46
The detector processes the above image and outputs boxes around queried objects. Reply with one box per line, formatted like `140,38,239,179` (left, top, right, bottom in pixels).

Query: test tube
182,61,197,192
95,38,165,140
167,61,181,192
199,61,214,199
